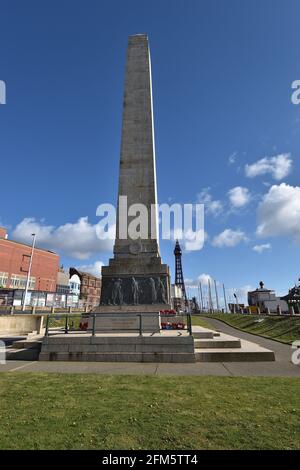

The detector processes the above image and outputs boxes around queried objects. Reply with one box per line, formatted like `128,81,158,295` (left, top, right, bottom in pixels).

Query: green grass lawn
0,373,299,450
203,313,300,345
191,316,214,329
46,314,83,330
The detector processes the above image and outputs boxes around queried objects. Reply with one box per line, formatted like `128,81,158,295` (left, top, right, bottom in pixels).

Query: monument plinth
96,34,170,318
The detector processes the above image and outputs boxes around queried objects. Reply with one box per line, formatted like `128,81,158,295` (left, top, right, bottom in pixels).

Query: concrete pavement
0,357,299,376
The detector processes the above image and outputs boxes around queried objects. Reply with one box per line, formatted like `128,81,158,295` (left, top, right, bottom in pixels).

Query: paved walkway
0,319,299,377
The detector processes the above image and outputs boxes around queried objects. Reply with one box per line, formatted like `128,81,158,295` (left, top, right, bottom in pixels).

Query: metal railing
44,312,193,337
0,305,89,315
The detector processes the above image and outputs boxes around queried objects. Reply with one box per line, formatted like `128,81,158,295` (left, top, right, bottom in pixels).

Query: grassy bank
0,373,299,450
202,313,300,345
191,316,214,329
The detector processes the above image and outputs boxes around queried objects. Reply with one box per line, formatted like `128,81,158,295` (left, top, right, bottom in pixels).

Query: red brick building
69,267,101,309
0,227,59,292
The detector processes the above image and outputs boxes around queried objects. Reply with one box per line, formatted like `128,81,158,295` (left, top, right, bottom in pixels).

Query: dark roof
248,288,273,294
69,267,101,280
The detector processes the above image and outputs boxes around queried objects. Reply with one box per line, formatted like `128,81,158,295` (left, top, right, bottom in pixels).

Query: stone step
39,351,196,363
193,331,214,339
194,338,241,349
42,343,193,353
5,337,42,360
40,333,195,360
6,347,40,361
12,340,42,350
195,339,275,362
192,326,220,339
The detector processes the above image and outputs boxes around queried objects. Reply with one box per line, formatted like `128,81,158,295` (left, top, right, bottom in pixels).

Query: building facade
69,268,101,309
281,279,300,313
248,281,288,313
56,268,70,295
170,284,185,312
0,227,59,293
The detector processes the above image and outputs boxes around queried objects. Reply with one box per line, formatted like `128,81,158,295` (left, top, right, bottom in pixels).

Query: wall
0,314,44,334
0,230,59,292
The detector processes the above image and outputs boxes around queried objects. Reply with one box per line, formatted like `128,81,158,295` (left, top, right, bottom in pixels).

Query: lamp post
233,292,239,313
22,233,36,312
208,279,214,313
214,279,220,312
223,283,228,313
199,282,204,312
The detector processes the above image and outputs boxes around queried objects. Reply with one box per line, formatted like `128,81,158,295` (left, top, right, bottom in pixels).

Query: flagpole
214,279,220,312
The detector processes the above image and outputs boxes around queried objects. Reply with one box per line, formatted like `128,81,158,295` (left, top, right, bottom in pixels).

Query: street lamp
233,292,239,313
22,233,36,312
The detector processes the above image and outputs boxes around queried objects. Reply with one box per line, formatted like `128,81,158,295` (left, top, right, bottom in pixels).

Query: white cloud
245,153,292,180
185,278,198,288
228,186,251,208
75,260,104,277
185,273,213,288
12,217,114,259
197,273,213,285
253,243,271,253
212,228,247,248
226,285,254,304
197,188,223,217
256,183,300,243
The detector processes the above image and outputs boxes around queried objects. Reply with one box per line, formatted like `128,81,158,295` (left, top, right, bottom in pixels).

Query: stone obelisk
98,34,170,312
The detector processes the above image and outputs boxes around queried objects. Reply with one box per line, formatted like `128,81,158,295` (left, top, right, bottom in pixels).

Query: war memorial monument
89,34,171,333
98,34,171,315
37,35,275,363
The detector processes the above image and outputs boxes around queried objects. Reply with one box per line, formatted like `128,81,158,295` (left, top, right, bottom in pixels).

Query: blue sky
0,0,300,304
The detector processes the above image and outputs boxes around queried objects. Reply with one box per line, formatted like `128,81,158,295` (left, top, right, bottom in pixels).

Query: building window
0,272,8,288
28,277,36,289
9,274,36,290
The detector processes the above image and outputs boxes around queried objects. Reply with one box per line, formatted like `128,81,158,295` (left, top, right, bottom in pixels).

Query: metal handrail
44,312,192,337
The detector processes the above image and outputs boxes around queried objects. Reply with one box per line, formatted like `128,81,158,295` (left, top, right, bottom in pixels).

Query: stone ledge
195,350,275,362
39,352,196,363
41,343,194,353
43,335,194,345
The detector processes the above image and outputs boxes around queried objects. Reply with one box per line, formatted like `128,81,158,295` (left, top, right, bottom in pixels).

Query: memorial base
88,311,163,333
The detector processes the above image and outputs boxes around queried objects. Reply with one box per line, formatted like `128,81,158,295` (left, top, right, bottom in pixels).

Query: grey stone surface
0,314,44,335
6,348,40,361
38,326,275,363
99,34,171,311
87,312,161,333
194,338,241,348
114,34,159,257
100,276,169,306
39,330,196,362
2,357,300,376
39,352,196,363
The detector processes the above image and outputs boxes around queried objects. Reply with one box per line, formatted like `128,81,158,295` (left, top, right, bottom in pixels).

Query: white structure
248,282,288,313
171,284,183,299
69,274,81,296
170,284,185,312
